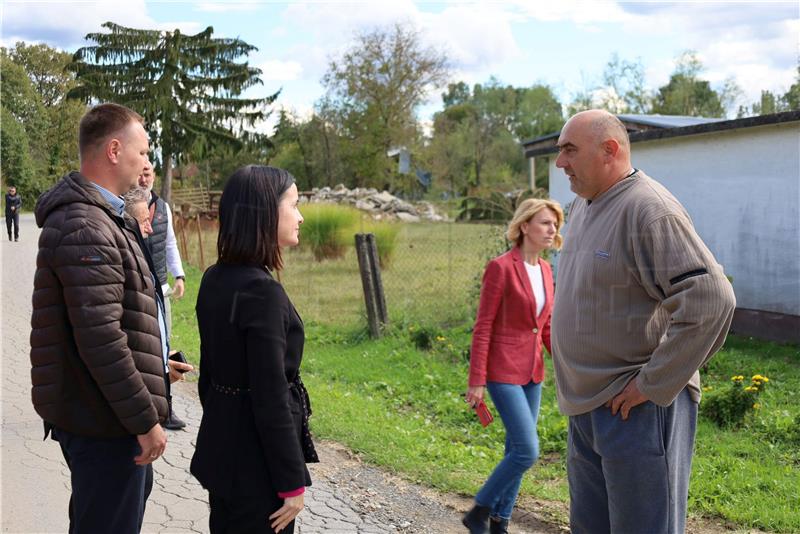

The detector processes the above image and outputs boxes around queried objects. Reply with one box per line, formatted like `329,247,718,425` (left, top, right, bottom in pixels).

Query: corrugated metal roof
616,114,727,128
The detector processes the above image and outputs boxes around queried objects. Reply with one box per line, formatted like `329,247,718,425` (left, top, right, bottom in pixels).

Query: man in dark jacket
5,185,22,241
30,103,184,534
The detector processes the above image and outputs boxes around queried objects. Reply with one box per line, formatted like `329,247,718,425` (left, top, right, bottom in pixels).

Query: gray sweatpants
567,387,697,534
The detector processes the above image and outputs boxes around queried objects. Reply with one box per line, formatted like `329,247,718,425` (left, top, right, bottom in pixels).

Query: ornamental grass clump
300,204,360,261
701,374,770,428
361,221,401,268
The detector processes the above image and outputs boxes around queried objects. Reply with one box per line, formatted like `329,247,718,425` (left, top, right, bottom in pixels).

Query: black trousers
6,212,19,239
209,491,292,534
53,428,152,534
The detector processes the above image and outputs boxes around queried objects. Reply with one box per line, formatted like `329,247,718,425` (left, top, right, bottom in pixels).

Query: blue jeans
475,381,542,520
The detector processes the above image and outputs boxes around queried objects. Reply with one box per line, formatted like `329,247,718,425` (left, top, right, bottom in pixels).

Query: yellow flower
753,403,761,409
731,375,744,382
436,336,446,342
744,386,757,392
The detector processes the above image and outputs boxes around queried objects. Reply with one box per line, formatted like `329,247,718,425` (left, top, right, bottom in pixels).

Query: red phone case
475,400,494,427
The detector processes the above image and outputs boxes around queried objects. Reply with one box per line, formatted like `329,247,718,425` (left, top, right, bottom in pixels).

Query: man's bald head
571,109,630,151
555,109,634,200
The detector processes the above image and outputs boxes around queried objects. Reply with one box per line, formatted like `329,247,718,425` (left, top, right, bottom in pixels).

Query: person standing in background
5,185,22,241
463,198,563,534
138,164,188,430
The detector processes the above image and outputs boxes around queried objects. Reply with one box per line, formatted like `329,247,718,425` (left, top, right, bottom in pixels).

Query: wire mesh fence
175,217,506,329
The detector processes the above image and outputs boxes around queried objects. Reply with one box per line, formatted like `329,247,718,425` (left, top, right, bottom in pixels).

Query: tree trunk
161,152,173,204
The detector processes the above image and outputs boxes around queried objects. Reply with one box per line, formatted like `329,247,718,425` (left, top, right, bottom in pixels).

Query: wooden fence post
355,233,388,338
366,233,388,326
178,212,189,261
195,213,205,271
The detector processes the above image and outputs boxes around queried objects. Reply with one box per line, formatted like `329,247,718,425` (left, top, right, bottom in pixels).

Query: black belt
211,382,250,395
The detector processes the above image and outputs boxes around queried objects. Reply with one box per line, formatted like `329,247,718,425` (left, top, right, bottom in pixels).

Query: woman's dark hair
216,165,295,270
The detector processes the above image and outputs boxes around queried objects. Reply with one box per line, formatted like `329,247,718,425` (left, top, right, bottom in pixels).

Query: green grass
170,223,800,532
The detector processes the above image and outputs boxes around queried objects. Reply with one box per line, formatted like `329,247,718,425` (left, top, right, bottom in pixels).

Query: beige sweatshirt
551,171,736,416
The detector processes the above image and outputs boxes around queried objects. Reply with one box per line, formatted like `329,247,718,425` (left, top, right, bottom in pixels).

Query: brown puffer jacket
30,171,168,438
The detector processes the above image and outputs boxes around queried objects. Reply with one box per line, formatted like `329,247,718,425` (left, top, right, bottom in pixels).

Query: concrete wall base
730,308,800,344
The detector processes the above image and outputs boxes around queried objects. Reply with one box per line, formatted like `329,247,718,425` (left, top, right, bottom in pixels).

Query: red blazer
469,247,554,386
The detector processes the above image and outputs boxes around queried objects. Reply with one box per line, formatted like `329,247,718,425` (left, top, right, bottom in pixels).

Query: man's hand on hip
134,424,167,465
606,379,649,420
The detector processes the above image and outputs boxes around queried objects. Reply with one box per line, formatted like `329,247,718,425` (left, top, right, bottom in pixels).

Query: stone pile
302,184,448,222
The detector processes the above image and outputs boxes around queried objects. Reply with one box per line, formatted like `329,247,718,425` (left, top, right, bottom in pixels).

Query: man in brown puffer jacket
30,103,182,534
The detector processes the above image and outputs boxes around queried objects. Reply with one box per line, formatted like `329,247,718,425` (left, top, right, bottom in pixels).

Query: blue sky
3,1,798,132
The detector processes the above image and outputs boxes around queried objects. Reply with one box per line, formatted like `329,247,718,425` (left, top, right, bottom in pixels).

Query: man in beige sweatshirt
551,110,736,534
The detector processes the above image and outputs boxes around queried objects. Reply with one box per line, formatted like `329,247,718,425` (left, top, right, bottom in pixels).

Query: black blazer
190,263,311,498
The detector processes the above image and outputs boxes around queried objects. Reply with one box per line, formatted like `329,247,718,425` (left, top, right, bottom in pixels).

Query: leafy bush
701,374,770,428
300,203,360,261
407,323,442,350
361,221,401,268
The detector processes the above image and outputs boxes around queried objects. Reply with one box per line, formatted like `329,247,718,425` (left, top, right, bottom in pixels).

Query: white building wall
547,121,800,316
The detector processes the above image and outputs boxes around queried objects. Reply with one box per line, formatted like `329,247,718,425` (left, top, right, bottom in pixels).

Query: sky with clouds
2,0,798,131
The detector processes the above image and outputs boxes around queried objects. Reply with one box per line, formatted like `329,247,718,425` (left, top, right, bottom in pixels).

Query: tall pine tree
68,22,277,202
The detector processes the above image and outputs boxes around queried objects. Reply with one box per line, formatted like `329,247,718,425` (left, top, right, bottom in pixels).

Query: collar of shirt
90,183,125,216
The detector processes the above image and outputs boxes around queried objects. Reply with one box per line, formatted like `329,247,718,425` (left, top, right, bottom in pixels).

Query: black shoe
14,237,18,241
489,517,509,534
163,412,186,430
462,504,491,534
7,236,10,241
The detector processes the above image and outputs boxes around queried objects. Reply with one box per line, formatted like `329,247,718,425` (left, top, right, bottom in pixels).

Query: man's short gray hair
590,112,630,149
123,187,150,215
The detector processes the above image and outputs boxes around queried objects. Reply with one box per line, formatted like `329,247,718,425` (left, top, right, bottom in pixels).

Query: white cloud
195,2,261,12
510,0,632,25
259,59,303,82
1,0,154,49
629,3,798,106
422,5,521,71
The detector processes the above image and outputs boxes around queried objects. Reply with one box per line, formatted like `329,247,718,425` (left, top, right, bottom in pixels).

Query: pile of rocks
302,184,448,222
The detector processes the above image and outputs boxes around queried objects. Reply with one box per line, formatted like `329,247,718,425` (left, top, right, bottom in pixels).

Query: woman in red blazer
463,198,564,534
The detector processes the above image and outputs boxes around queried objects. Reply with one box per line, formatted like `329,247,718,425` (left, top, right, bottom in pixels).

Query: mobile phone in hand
474,400,494,427
168,351,189,373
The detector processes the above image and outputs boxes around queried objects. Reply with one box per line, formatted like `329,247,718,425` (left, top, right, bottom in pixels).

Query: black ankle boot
462,504,491,534
489,517,509,534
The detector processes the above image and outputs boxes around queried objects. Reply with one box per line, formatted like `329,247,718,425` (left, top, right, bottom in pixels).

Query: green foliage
0,106,35,197
701,374,770,428
1,43,83,206
457,188,546,223
652,51,727,117
428,78,562,196
407,323,442,351
320,23,449,191
68,22,276,203
300,204,361,261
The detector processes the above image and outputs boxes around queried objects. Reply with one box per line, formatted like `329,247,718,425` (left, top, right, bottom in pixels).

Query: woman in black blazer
191,165,317,533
